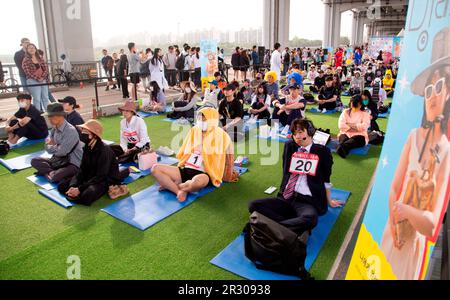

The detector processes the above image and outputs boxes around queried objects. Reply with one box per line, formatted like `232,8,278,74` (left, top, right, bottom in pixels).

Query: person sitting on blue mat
317,76,339,113
218,85,244,142
141,81,167,113
167,81,200,121
248,118,343,236
31,103,82,183
272,83,306,127
337,95,371,159
362,90,380,132
152,107,238,202
110,101,151,164
280,72,303,96
248,83,271,124
5,93,48,145
58,119,127,205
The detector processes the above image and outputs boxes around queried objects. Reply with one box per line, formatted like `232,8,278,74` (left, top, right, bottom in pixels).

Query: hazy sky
1,0,352,55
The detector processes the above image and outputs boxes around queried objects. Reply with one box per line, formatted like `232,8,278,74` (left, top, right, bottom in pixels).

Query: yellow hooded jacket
176,107,236,187
382,69,394,90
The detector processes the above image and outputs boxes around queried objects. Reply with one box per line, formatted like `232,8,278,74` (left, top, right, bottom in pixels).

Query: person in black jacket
231,47,241,81
249,119,343,235
57,119,123,206
117,49,129,99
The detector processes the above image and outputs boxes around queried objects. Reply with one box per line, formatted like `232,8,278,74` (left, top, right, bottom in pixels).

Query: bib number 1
186,151,204,171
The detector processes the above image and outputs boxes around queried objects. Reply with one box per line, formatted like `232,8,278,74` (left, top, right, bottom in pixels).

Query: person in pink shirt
337,95,371,158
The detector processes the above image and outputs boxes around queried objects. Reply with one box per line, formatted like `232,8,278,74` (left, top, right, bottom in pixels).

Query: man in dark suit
249,118,344,235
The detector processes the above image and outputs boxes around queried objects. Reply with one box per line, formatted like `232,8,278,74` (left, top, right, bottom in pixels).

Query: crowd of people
0,39,405,279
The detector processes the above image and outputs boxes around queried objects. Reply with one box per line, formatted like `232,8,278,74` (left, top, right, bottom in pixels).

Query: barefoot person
151,107,238,202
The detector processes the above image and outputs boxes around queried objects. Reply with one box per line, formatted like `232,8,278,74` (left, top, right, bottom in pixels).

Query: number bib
289,152,319,176
185,151,204,171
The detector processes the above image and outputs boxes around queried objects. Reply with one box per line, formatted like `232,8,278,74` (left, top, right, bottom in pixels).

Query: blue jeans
27,78,50,112
19,75,29,93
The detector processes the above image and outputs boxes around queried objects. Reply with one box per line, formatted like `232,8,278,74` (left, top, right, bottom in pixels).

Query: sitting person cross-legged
6,93,48,145
110,101,151,164
31,103,82,183
151,107,239,202
248,83,271,123
141,81,167,113
218,85,244,142
317,75,339,113
58,119,126,206
249,118,343,236
272,83,307,127
167,81,200,121
336,95,371,159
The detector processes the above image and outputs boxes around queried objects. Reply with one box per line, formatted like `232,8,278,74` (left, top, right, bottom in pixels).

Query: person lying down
151,107,239,202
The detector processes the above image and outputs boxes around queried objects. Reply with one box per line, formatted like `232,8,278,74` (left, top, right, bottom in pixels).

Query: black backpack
244,212,313,280
0,140,10,156
175,54,186,71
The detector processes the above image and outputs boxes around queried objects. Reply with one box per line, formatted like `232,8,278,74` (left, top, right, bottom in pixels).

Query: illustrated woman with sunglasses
380,27,450,280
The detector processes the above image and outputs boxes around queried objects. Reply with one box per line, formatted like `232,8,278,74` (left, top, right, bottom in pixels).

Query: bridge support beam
263,0,290,49
33,0,95,64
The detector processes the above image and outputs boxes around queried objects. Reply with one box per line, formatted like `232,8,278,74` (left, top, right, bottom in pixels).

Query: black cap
223,85,234,91
58,96,76,106
288,83,301,90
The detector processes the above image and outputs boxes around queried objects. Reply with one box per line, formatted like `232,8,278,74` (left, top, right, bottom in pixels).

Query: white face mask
185,88,191,93
19,101,27,108
197,120,208,132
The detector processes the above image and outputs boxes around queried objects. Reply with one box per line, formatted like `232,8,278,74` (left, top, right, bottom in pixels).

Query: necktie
283,147,307,200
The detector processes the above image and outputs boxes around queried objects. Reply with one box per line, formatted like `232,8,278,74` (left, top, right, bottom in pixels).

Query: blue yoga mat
136,111,159,118
102,167,248,230
26,175,58,191
308,108,337,114
210,188,350,280
327,139,371,156
0,151,52,172
10,138,46,150
38,189,74,208
255,135,291,143
378,112,390,118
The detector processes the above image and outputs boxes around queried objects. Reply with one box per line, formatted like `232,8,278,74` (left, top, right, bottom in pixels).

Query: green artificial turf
0,110,388,280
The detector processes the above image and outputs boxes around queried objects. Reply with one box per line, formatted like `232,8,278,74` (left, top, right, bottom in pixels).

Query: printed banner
346,0,450,280
200,40,218,78
368,36,403,59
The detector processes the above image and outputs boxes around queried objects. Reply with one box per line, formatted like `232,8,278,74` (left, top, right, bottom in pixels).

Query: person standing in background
282,47,290,76
251,45,259,77
192,47,202,89
60,54,72,85
240,49,250,82
231,47,241,82
118,49,130,99
101,49,116,91
37,49,56,103
14,38,30,92
163,46,177,89
22,44,50,112
149,48,168,93
127,42,141,101
270,43,282,80
112,52,121,91
140,48,152,93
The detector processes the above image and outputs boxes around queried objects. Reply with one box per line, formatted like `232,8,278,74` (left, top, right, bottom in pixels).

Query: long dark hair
348,95,363,116
150,81,160,101
151,48,162,65
256,83,268,98
26,43,41,60
421,66,450,137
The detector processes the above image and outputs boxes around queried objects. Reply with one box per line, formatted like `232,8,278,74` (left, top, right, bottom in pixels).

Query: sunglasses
425,77,446,100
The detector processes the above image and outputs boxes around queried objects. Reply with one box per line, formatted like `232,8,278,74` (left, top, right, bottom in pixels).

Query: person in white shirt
149,48,168,91
110,101,151,164
306,65,319,83
192,47,202,88
270,43,282,81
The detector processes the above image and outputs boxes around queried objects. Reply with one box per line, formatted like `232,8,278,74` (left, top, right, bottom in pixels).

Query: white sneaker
157,146,175,156
321,109,327,114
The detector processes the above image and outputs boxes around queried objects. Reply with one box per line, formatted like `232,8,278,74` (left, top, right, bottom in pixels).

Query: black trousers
318,100,337,111
58,177,108,206
249,196,319,235
119,77,129,98
337,134,366,157
31,157,79,183
165,69,177,87
10,119,47,140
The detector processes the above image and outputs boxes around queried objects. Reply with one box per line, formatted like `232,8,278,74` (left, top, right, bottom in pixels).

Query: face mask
185,88,191,93
197,120,208,132
19,101,27,108
362,100,369,106
80,133,91,144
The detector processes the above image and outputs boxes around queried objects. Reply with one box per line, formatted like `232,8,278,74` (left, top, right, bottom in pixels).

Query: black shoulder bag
48,141,80,170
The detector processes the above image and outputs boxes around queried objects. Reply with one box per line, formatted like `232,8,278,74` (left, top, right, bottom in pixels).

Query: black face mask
80,133,91,144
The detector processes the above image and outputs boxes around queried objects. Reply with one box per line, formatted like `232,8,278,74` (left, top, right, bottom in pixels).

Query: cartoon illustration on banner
346,0,450,280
